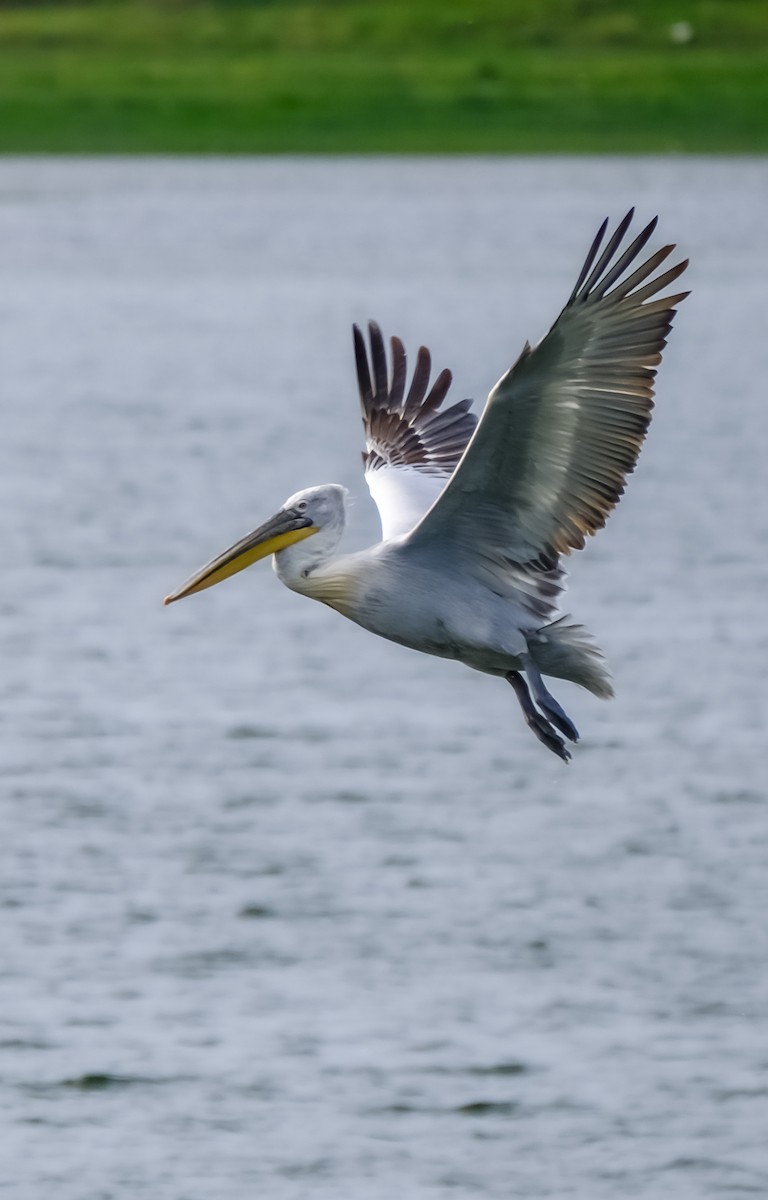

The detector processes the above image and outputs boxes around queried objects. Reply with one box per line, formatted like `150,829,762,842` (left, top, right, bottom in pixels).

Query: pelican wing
406,210,689,574
354,321,477,540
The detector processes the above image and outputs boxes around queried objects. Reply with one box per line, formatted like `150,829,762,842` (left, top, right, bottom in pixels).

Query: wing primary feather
617,258,690,305
353,323,374,412
403,346,433,418
368,321,390,405
590,219,662,300
570,209,636,302
568,214,611,302
420,398,471,434
633,287,690,315
389,336,407,409
600,244,673,302
577,210,649,302
420,367,453,415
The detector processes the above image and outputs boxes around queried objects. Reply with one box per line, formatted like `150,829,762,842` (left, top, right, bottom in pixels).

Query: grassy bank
0,0,766,153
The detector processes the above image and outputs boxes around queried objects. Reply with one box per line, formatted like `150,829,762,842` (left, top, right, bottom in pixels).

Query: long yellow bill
164,508,318,605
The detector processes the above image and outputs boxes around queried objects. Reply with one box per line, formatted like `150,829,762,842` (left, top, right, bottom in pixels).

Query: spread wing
405,210,689,586
353,321,478,540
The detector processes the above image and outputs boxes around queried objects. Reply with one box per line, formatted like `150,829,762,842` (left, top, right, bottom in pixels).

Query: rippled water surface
1,157,767,1199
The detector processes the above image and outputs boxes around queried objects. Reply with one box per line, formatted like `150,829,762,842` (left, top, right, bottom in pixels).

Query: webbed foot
522,654,579,743
506,670,571,762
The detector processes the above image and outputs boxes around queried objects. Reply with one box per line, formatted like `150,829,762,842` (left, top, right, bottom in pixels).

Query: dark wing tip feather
403,346,433,418
570,214,611,300
571,212,688,312
420,366,453,415
569,210,653,302
367,320,390,403
355,321,476,477
389,335,407,409
352,323,373,410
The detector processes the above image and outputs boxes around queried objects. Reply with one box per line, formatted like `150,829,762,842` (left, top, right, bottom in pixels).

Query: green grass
0,0,766,152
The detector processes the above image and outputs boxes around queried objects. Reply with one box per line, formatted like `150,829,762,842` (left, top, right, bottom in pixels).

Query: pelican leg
505,670,571,762
522,655,580,744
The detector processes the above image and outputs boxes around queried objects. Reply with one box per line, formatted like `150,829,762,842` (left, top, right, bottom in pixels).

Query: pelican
164,210,688,761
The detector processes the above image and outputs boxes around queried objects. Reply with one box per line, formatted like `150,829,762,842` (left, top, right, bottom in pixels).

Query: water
0,157,766,1199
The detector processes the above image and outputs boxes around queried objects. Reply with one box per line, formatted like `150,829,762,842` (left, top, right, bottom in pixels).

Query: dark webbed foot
506,670,571,762
539,699,579,745
522,655,579,744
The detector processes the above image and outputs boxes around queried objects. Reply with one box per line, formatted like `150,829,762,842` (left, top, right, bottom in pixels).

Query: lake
1,156,766,1199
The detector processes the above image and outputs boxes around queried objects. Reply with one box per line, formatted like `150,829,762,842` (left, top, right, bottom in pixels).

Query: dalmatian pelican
164,209,688,760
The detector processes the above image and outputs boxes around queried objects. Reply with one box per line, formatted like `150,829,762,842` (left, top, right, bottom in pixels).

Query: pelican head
164,483,347,605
